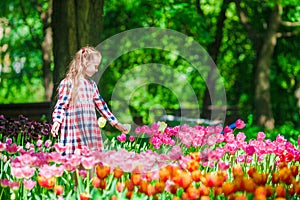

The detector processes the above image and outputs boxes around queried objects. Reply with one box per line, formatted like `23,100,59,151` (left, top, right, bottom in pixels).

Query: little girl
51,46,128,155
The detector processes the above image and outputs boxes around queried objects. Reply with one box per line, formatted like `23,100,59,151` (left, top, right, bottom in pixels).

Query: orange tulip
222,182,236,196
146,184,156,196
37,176,56,189
242,178,256,193
54,185,64,196
190,152,201,162
99,179,106,190
232,165,243,178
275,184,286,197
254,186,267,197
116,181,125,193
186,160,200,172
96,165,110,179
159,167,170,182
126,191,133,199
110,195,118,200
198,184,210,196
290,165,299,177
247,166,257,178
131,172,141,186
80,192,91,200
186,185,200,200
92,177,101,188
191,170,202,182
154,181,165,194
125,180,135,191
113,167,123,179
253,172,268,185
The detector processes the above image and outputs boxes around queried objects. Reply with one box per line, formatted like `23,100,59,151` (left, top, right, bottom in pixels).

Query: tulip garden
0,115,300,200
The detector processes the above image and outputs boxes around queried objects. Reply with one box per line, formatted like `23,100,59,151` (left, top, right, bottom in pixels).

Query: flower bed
0,116,300,199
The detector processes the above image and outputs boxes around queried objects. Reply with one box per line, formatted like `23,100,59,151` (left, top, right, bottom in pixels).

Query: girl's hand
115,123,131,134
51,121,60,137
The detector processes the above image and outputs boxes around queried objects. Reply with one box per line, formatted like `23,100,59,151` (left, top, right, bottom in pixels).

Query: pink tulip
6,138,12,145
81,156,95,169
23,179,36,190
235,119,246,129
44,140,52,148
218,161,230,170
257,132,266,141
9,181,20,191
53,143,67,153
78,170,87,178
117,133,127,142
0,142,5,151
36,140,43,147
245,145,255,156
6,143,18,154
0,179,9,187
129,135,135,142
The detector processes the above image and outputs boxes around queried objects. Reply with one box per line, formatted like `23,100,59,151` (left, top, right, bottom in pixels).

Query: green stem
23,184,28,200
86,169,90,194
0,187,4,199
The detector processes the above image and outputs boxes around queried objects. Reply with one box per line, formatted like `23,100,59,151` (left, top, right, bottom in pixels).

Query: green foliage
0,0,300,129
0,0,46,103
242,114,300,145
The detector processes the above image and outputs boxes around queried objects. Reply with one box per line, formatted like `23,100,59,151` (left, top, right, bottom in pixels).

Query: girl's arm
93,81,129,133
93,82,119,126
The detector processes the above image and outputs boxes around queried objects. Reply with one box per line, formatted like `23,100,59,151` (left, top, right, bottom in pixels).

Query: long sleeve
92,81,118,126
52,79,71,124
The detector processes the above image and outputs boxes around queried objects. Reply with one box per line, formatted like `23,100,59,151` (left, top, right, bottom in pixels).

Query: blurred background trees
0,0,299,129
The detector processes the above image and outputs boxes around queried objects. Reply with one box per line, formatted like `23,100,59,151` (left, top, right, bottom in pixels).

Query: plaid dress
52,78,118,155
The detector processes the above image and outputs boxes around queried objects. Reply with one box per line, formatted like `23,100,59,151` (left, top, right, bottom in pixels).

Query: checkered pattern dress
52,78,118,155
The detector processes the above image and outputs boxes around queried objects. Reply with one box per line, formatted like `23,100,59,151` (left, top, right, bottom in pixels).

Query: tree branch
195,0,204,16
281,21,300,27
277,30,300,38
233,0,259,41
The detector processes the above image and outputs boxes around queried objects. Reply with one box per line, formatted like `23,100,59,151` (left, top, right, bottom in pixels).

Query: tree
234,0,300,129
51,0,104,101
196,0,232,120
0,0,53,102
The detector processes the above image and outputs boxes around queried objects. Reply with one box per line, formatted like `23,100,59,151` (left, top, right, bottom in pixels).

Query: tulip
159,167,170,182
23,179,36,190
116,182,125,192
222,182,236,196
235,119,246,129
186,185,200,200
96,164,110,179
92,177,101,188
154,181,165,194
191,170,202,182
275,184,286,197
131,172,141,185
99,179,106,190
54,185,64,196
186,159,200,172
125,180,135,191
198,184,210,196
80,192,91,200
110,195,118,200
113,167,123,179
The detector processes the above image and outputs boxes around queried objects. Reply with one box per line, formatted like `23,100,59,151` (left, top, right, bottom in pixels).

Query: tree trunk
51,0,104,119
198,0,231,120
254,3,282,129
41,0,53,101
52,0,104,91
